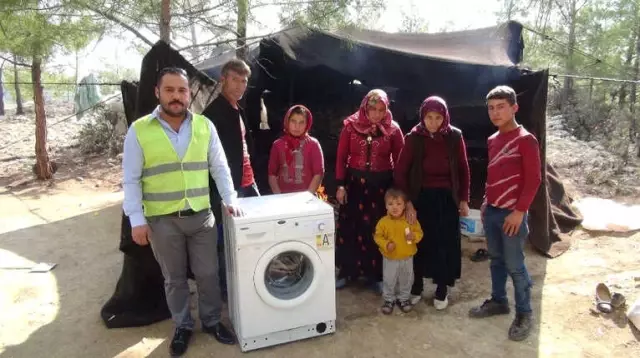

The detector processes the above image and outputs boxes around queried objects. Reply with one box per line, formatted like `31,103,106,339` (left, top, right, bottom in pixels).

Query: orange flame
316,185,328,202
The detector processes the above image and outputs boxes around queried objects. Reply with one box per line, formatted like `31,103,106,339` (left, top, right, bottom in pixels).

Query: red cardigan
335,122,404,184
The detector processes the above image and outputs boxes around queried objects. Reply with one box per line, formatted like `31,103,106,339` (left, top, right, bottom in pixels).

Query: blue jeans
483,206,533,314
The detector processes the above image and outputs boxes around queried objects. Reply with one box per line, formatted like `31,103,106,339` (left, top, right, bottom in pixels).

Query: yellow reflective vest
133,113,211,217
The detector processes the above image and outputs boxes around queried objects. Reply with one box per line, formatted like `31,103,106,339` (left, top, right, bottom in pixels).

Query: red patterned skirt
335,169,392,282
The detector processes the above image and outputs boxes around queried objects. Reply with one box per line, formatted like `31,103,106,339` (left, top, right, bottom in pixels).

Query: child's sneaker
434,295,449,310
398,300,413,313
381,300,394,315
335,278,347,289
410,295,422,305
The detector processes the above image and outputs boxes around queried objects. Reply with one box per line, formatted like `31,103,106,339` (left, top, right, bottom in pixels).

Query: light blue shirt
122,106,238,227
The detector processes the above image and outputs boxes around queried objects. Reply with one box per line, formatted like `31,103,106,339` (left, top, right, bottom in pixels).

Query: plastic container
460,209,484,237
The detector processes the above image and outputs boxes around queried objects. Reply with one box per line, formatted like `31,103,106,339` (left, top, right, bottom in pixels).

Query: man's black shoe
203,322,236,345
169,327,193,357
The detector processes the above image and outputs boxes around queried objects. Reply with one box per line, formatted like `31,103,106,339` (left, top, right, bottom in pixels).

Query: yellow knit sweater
373,214,424,260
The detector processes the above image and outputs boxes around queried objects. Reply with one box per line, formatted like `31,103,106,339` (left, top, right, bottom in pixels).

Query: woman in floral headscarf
394,96,470,310
335,89,405,291
268,105,324,194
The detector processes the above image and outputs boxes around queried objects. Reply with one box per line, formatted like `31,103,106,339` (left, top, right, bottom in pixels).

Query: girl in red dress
268,105,324,194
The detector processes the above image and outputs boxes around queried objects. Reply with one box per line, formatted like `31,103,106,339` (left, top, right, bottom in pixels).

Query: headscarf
414,96,452,136
344,89,393,136
282,104,313,165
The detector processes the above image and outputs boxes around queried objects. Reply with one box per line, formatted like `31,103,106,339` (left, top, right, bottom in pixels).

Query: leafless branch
251,0,336,9
0,4,64,13
553,0,570,23
177,26,294,52
196,17,240,37
173,0,233,17
0,54,31,68
77,2,155,46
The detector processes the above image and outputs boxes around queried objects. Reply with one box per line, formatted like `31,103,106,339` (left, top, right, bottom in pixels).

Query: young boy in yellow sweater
374,188,424,314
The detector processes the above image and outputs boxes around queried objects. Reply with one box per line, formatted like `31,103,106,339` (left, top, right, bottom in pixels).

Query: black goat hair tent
101,21,582,328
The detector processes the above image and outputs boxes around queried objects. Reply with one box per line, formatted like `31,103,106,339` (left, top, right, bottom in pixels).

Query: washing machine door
253,241,323,309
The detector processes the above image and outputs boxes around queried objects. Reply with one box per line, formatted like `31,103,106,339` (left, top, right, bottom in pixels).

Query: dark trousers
218,182,260,296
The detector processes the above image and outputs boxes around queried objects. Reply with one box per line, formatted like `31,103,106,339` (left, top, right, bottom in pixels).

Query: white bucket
460,209,484,237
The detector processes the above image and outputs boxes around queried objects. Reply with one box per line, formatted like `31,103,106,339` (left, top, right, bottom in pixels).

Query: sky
50,0,502,80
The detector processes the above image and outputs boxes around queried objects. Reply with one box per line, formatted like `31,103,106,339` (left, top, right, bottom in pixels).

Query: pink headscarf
415,96,452,136
344,89,393,136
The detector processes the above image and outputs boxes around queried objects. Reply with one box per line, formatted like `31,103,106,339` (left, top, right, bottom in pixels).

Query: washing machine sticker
315,233,333,250
254,241,323,309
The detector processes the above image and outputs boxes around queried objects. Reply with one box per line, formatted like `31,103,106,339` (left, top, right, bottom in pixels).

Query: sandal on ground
398,300,413,313
595,283,613,313
611,292,626,309
470,248,490,262
381,301,394,315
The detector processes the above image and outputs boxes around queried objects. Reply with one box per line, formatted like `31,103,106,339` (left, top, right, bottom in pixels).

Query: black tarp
102,22,582,328
197,22,580,257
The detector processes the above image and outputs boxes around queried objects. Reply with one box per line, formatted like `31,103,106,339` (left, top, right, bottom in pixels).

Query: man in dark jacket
204,59,260,298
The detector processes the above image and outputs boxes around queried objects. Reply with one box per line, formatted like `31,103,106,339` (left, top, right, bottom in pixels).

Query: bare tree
160,0,172,43
13,55,23,115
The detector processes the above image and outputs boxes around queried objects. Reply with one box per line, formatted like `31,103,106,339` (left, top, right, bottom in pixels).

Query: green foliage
398,1,428,33
0,1,102,61
278,0,386,30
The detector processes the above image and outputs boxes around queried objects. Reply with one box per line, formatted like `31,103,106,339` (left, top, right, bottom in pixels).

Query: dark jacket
203,94,255,223
406,126,462,204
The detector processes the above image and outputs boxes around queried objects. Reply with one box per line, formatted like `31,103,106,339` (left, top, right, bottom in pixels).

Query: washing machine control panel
273,215,334,239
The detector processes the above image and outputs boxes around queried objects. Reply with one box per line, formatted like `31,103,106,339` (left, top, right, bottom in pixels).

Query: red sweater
485,126,541,212
394,132,470,202
335,122,404,183
268,136,324,193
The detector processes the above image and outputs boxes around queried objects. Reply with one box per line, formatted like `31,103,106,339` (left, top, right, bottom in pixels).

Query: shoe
434,295,449,310
468,298,510,318
381,300,394,315
203,322,236,345
398,300,413,313
336,278,347,289
508,312,533,341
169,327,192,357
410,295,422,305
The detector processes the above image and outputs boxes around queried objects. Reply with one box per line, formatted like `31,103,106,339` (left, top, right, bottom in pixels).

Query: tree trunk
32,56,53,180
160,0,172,44
14,56,24,115
504,0,515,20
619,30,636,108
561,0,577,109
75,49,79,86
236,0,248,60
185,0,200,59
0,65,5,116
631,21,640,144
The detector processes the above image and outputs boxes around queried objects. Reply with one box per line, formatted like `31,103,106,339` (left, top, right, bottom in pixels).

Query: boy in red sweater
468,86,541,342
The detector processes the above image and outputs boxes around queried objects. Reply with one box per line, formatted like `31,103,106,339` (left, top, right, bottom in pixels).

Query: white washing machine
222,191,336,352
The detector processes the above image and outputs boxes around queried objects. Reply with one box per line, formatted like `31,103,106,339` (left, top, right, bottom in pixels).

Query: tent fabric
280,22,523,67
196,23,579,257
74,73,102,120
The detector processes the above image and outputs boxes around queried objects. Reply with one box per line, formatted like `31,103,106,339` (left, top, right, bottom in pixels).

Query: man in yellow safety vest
122,67,242,356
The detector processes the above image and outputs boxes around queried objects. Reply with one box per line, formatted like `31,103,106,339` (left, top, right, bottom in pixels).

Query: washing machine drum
254,241,324,309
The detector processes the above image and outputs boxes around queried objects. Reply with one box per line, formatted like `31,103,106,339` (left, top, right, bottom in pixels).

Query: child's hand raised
406,231,414,244
386,241,395,253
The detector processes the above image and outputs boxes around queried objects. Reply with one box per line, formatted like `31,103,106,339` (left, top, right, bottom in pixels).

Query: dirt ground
0,156,639,358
